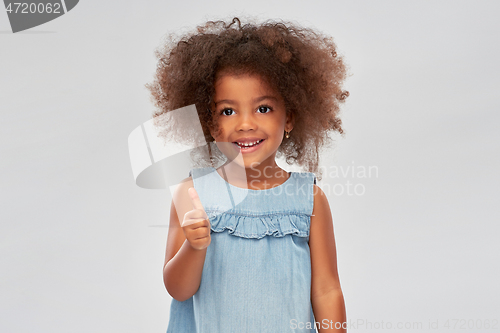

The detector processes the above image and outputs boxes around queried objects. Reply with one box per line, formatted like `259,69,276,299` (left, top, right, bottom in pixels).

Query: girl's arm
310,185,347,332
163,178,208,302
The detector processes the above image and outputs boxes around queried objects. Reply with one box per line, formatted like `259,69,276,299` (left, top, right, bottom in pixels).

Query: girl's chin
224,157,259,168
235,161,263,170
225,157,277,172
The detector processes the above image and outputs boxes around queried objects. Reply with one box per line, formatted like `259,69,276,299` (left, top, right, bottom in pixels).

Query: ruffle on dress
207,210,310,239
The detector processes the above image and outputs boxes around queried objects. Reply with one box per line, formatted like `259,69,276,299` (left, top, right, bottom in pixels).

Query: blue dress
166,167,318,332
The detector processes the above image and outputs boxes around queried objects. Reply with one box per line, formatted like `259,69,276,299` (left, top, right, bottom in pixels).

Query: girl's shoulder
290,171,317,185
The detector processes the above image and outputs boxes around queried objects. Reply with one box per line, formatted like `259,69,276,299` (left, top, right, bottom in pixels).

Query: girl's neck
217,160,289,190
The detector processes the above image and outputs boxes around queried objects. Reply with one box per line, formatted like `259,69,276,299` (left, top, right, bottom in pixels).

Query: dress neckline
211,167,294,192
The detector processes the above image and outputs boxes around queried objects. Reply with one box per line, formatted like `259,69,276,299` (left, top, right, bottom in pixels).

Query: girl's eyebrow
214,95,278,106
254,95,278,103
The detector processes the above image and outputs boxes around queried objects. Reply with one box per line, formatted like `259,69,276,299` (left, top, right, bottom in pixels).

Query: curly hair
146,17,348,176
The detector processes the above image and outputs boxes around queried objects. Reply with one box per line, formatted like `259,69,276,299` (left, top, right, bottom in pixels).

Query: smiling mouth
234,139,264,149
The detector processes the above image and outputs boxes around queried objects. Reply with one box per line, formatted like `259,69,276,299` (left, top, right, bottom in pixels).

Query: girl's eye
258,106,272,113
221,108,235,116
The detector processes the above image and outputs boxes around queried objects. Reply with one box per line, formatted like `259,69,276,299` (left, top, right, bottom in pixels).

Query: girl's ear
285,112,294,132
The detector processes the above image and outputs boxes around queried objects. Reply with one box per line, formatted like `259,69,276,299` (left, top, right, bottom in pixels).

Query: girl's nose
236,111,257,131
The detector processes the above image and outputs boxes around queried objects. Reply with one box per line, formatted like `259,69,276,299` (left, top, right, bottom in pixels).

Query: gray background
1,0,499,332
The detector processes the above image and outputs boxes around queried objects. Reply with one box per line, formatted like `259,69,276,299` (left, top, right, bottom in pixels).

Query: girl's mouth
233,139,264,151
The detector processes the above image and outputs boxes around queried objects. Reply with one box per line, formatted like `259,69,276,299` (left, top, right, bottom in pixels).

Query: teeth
237,139,262,148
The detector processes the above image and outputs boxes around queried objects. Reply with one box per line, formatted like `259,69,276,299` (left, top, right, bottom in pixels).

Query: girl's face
211,73,293,169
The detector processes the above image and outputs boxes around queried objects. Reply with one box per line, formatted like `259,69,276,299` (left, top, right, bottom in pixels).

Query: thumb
188,187,205,212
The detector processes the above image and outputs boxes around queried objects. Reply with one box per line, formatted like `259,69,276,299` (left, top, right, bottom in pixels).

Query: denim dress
166,167,318,333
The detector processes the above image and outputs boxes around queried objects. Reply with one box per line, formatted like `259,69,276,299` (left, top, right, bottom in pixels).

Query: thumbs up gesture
181,187,211,250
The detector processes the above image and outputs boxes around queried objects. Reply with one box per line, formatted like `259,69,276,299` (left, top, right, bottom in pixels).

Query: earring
285,130,290,139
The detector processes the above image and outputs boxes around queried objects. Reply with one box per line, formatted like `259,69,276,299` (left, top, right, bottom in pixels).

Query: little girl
147,17,348,333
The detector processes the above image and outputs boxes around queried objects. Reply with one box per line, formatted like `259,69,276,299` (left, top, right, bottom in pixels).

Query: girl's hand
181,187,211,250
